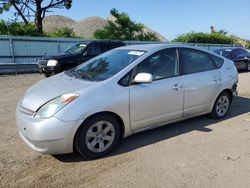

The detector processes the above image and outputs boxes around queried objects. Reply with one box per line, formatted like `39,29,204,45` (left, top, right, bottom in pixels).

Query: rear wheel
211,92,231,119
75,114,121,159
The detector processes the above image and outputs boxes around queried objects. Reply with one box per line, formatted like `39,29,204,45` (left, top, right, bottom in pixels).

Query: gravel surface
0,73,250,188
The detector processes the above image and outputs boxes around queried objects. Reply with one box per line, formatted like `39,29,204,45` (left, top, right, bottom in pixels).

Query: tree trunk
35,14,43,35
35,1,43,36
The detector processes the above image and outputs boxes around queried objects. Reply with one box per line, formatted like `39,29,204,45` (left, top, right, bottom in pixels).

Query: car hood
234,56,250,62
42,52,78,60
21,73,94,111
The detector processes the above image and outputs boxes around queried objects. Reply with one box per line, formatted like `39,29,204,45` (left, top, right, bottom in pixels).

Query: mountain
43,15,167,41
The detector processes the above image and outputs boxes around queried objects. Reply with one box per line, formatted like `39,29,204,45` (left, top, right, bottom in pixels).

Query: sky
1,0,250,40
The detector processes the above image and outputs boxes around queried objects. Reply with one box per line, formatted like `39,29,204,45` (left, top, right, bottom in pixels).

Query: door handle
172,84,182,91
213,78,221,82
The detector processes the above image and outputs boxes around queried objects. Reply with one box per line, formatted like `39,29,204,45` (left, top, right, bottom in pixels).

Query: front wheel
210,92,231,119
44,73,51,77
74,114,121,159
246,62,250,72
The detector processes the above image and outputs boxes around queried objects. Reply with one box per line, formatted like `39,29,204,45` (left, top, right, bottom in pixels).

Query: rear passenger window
210,54,224,68
87,44,101,55
179,48,216,74
101,43,112,52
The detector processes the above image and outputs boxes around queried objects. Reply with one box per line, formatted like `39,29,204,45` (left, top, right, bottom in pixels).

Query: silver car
16,44,238,159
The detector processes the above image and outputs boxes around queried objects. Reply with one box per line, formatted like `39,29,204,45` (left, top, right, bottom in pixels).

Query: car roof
214,47,244,51
115,43,196,52
80,40,124,44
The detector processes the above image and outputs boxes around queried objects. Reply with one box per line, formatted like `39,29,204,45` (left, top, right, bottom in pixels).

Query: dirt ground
0,73,250,188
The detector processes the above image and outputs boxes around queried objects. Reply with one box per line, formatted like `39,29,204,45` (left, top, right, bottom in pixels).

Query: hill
43,15,167,41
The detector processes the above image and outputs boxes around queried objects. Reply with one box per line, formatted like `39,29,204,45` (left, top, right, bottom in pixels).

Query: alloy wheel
85,120,115,153
216,96,229,117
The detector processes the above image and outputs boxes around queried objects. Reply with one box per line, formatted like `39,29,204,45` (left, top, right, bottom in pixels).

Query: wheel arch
209,88,233,113
221,88,233,102
73,111,125,150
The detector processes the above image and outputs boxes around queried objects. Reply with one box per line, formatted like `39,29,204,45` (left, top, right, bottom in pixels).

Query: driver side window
136,48,179,81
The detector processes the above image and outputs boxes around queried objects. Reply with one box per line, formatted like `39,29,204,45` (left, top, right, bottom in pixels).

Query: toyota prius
16,44,238,159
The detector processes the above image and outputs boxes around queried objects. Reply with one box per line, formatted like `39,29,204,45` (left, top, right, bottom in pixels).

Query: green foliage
172,32,233,44
217,29,228,35
0,20,78,38
64,0,72,9
45,27,77,38
137,31,160,41
0,0,73,35
93,8,160,41
0,20,40,36
0,20,8,34
1,0,12,12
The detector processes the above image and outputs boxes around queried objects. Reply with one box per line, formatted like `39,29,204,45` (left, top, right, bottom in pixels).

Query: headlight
47,60,58,67
35,93,79,119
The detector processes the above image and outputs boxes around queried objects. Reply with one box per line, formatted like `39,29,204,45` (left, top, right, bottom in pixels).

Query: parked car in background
16,44,238,159
213,47,250,71
38,40,125,77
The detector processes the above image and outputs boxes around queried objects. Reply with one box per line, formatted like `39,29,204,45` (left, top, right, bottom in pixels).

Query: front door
129,48,184,131
80,43,102,64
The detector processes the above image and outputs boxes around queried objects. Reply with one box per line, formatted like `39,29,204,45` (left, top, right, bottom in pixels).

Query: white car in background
16,44,238,159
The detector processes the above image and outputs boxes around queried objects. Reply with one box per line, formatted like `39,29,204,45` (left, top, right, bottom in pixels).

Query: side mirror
133,73,153,84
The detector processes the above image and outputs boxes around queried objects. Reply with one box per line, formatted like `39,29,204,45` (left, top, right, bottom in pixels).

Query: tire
246,62,250,72
44,73,50,77
210,92,231,119
74,114,121,159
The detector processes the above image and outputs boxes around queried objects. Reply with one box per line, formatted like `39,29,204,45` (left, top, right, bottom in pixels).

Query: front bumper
16,104,83,154
38,64,57,74
232,82,238,96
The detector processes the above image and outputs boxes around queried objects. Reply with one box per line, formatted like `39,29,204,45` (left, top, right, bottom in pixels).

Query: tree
93,8,160,41
217,29,228,35
45,26,77,38
0,0,72,35
172,32,233,44
0,19,39,36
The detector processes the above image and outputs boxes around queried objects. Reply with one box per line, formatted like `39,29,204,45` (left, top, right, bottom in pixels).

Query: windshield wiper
80,73,93,80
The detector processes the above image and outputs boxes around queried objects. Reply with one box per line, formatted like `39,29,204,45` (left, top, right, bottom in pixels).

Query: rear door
100,43,112,53
179,48,222,116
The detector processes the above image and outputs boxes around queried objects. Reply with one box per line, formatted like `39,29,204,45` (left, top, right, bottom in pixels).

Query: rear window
179,48,216,74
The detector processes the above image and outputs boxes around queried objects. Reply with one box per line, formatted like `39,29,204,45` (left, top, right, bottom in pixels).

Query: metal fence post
57,40,60,53
9,37,15,64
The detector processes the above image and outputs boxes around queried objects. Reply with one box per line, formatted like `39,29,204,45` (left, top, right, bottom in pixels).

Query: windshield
214,49,231,58
67,50,145,81
64,43,88,54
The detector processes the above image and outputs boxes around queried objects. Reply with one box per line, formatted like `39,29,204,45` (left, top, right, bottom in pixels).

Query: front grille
19,105,35,116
